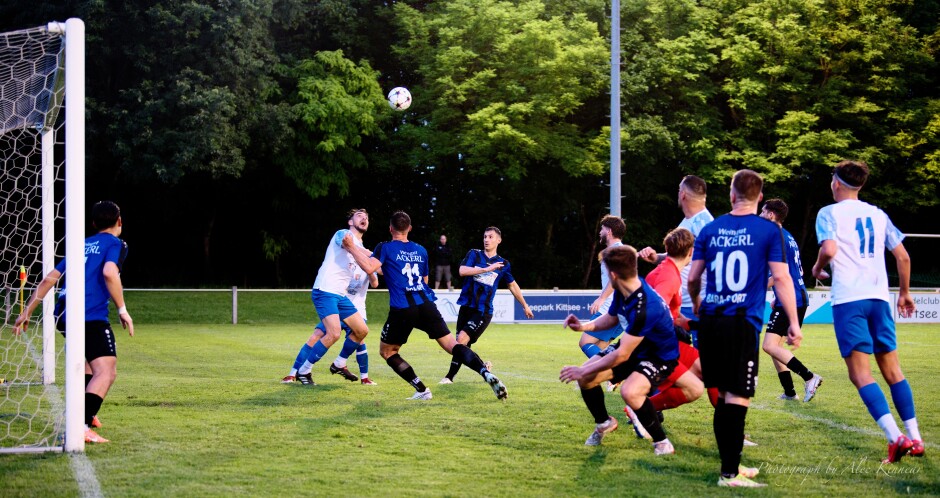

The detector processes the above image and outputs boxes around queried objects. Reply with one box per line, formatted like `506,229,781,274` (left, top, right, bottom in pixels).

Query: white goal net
0,20,84,453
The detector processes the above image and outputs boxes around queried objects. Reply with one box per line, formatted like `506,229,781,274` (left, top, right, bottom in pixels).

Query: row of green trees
2,0,937,288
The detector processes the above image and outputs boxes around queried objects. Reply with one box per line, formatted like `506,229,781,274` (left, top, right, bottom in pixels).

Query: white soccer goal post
0,18,85,453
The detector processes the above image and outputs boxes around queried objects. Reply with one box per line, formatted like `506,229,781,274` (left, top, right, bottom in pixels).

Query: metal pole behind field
609,0,621,217
232,286,237,325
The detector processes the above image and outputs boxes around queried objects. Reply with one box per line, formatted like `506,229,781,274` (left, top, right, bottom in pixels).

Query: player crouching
560,245,679,455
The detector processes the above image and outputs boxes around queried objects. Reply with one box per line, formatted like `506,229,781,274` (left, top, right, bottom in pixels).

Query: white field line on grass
498,370,937,450
45,384,104,497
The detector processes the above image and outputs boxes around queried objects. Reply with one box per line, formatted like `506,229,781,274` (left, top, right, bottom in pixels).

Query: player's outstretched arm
103,262,134,337
637,246,663,264
12,269,61,335
891,243,915,318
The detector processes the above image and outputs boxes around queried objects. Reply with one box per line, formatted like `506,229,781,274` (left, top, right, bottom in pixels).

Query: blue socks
355,343,369,375
858,383,891,421
292,344,313,371
304,341,330,366
889,379,916,421
580,343,601,359
337,337,360,361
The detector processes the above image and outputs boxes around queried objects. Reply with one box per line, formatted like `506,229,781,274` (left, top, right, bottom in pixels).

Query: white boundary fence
126,287,940,325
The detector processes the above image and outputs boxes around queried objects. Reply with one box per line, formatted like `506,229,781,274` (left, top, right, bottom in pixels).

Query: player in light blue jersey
580,215,626,359
439,227,534,384
639,175,713,347
344,211,507,401
688,170,802,488
759,199,822,402
286,209,372,386
812,160,922,463
14,201,134,444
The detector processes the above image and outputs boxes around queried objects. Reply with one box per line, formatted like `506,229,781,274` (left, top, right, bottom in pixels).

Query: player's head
832,160,868,192
483,227,502,252
389,211,412,234
92,201,121,232
679,175,707,207
663,227,694,260
601,244,638,281
598,215,626,245
347,208,369,233
730,169,763,204
760,198,788,225
440,234,447,245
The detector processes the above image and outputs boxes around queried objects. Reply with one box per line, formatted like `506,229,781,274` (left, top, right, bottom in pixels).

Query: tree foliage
0,0,936,287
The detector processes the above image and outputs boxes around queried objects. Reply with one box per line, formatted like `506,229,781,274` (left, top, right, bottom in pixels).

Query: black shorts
609,355,677,390
456,306,493,345
765,306,808,336
59,320,117,362
698,314,759,398
381,302,452,346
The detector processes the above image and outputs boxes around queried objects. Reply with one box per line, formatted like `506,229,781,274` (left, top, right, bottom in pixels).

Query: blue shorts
311,289,359,322
832,299,896,358
584,311,624,343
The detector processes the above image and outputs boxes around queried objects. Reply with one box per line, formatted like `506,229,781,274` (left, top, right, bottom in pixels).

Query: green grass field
1,291,938,496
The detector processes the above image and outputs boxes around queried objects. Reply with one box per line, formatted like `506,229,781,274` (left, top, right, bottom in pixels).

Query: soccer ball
387,87,412,111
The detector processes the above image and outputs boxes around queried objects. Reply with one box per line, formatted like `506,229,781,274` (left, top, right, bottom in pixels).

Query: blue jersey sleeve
815,206,836,244
608,289,623,317
768,225,786,264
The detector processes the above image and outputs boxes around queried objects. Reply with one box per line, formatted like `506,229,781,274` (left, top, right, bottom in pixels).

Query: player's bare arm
343,233,382,274
559,334,640,383
769,261,801,348
812,239,838,280
103,261,134,337
891,243,915,318
508,281,534,319
11,269,61,335
687,259,705,316
637,246,664,264
459,262,503,276
589,283,614,314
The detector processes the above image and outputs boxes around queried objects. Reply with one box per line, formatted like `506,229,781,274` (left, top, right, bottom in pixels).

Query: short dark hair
763,198,789,223
663,228,694,258
485,226,501,237
680,175,707,198
731,169,763,202
833,160,869,189
601,245,638,280
347,208,368,221
92,201,120,230
600,215,626,239
390,211,411,232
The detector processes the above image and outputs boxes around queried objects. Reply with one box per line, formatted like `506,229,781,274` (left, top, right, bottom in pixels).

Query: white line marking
46,383,104,497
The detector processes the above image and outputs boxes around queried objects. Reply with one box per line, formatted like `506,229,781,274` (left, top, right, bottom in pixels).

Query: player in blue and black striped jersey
560,245,680,455
759,199,823,403
13,201,134,444
439,227,534,384
343,211,508,401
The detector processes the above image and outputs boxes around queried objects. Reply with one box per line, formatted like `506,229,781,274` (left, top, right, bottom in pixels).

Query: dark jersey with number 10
693,214,786,332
